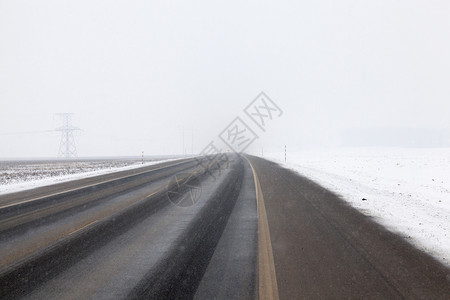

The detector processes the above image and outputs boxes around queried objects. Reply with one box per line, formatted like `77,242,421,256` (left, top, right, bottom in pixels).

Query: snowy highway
247,156,449,299
0,155,449,299
0,155,258,299
2,1,450,298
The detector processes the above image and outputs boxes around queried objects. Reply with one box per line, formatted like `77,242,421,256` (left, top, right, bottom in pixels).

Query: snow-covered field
266,148,450,266
0,158,180,195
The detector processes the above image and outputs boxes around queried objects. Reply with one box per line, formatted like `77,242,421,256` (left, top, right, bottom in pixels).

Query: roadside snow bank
266,148,450,266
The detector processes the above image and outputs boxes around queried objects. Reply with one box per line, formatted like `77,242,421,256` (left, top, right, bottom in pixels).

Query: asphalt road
247,155,450,299
0,155,258,299
0,155,448,299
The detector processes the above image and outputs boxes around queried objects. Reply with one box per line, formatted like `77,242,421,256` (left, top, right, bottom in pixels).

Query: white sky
1,1,449,157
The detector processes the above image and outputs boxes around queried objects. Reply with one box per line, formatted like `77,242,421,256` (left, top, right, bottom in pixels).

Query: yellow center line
244,156,279,300
146,191,158,197
0,159,191,210
67,201,185,300
68,220,98,236
0,184,168,269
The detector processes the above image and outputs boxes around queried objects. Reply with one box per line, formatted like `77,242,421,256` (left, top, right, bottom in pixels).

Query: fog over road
0,155,448,299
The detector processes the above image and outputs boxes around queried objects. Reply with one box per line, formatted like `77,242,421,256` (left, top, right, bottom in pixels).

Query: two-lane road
0,155,258,299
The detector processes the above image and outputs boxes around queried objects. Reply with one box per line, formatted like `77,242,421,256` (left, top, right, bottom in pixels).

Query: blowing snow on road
268,147,450,266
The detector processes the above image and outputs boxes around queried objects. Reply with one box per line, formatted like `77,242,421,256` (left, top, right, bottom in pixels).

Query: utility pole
182,127,185,156
55,113,80,159
181,126,194,156
285,145,286,162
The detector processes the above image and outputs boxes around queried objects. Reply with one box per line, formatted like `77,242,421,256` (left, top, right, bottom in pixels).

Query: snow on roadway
0,158,182,196
266,148,450,267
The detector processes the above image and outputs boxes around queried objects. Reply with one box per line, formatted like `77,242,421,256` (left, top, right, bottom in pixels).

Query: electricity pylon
55,113,80,159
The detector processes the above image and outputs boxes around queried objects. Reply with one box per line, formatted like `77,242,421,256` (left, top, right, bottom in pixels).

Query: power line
0,130,55,136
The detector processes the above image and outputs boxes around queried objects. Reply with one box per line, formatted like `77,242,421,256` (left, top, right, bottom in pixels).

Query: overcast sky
1,1,449,158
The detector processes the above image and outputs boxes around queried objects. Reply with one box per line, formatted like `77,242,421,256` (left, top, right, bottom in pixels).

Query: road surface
246,155,449,299
0,155,448,299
